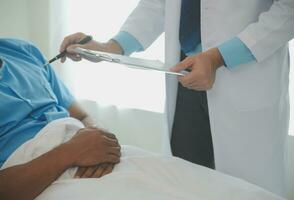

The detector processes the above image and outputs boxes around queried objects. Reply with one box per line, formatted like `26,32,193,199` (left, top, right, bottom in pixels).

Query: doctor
60,0,294,197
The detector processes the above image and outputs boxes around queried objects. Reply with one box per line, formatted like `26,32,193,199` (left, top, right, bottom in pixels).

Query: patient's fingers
92,163,114,178
105,137,120,148
75,164,113,178
102,132,117,139
74,167,87,178
105,154,120,163
81,166,98,178
101,164,114,177
108,147,121,157
91,165,105,178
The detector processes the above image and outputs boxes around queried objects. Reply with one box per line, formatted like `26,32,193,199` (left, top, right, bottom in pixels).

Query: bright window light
62,0,166,113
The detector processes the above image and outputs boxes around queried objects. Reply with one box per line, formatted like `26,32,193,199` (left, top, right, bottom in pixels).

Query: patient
0,38,121,200
0,39,285,200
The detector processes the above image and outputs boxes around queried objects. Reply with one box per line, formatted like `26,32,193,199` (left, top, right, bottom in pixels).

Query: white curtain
289,39,294,136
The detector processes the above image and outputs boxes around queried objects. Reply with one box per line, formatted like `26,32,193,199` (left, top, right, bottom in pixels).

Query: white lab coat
120,0,294,196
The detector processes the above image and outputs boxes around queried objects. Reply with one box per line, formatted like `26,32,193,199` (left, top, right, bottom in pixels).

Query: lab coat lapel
161,0,181,155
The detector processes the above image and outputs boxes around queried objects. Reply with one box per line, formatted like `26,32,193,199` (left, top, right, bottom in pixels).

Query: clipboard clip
98,54,121,63
80,49,120,63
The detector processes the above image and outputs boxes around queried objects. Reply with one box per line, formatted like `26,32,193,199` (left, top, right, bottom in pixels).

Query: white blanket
1,118,284,200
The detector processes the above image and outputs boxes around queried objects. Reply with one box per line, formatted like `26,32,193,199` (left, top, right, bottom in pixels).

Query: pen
43,35,93,67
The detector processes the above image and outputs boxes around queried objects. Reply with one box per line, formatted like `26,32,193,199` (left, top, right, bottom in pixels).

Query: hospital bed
1,118,284,200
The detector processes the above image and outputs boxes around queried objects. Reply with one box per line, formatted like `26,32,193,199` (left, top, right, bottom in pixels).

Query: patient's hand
65,128,121,167
0,127,120,200
74,163,114,178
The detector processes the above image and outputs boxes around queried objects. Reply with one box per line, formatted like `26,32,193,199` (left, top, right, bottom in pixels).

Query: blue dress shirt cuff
218,37,256,69
186,43,202,56
112,31,144,56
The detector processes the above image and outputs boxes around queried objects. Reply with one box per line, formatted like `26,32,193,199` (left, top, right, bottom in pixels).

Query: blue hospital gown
0,38,75,167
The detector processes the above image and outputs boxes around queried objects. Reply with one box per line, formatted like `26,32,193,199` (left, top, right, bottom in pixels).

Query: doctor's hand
59,32,123,63
170,48,224,91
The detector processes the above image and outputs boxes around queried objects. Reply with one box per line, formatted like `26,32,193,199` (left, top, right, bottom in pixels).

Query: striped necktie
179,0,201,54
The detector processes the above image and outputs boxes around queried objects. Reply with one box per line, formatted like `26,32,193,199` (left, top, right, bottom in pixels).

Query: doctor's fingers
66,52,82,61
180,77,210,91
170,56,194,73
178,70,200,88
60,32,87,63
66,44,88,54
60,44,83,63
60,32,87,53
188,83,207,91
60,50,82,63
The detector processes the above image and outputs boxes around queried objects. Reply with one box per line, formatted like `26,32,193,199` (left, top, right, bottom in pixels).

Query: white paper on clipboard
73,47,187,76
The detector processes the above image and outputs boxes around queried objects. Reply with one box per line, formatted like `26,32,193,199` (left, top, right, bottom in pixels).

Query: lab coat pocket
228,84,279,112
226,63,282,112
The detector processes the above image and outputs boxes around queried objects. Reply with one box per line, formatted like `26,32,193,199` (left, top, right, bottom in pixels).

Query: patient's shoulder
0,38,46,67
0,38,35,52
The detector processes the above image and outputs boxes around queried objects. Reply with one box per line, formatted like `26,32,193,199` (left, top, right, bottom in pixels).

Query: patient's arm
68,102,98,128
67,102,119,178
0,144,72,200
0,128,121,200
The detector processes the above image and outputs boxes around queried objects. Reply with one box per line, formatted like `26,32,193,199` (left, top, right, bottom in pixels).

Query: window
59,0,166,113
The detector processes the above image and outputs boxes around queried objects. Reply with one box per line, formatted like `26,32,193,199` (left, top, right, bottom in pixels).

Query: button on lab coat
119,0,294,196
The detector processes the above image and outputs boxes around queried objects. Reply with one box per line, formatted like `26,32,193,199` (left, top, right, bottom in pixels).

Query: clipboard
73,47,187,76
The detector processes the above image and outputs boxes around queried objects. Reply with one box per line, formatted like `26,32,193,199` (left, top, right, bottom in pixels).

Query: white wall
0,0,30,39
0,0,50,56
287,136,294,199
287,40,294,199
26,0,50,56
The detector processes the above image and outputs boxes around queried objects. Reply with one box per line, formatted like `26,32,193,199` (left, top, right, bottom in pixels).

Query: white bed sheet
1,118,284,200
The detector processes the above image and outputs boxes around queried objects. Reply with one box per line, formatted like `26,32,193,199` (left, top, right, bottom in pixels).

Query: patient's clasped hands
63,127,121,178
